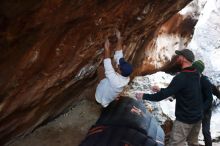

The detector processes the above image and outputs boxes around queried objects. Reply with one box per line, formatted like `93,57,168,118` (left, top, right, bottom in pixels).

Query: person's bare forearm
104,48,110,58
116,38,122,51
104,39,110,59
115,29,123,51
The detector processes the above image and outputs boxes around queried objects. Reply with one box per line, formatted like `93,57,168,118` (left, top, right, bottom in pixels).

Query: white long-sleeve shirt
95,50,130,107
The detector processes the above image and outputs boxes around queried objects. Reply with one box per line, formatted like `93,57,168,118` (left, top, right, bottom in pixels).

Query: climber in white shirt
95,30,133,107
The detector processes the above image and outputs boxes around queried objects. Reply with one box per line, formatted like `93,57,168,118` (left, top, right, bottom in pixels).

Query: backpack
79,97,165,146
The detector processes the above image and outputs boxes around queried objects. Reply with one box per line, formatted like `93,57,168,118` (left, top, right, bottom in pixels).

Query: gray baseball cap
175,49,195,62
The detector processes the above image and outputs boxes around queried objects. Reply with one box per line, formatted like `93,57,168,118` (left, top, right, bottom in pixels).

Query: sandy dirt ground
8,99,101,146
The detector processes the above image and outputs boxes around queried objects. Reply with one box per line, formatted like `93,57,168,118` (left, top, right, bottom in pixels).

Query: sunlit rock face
134,0,206,75
0,0,192,144
189,0,220,75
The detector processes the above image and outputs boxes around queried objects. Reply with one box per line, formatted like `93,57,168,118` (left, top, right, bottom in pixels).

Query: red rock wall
132,13,197,76
0,0,192,144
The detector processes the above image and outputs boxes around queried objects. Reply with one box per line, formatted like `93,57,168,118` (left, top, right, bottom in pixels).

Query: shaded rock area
9,99,101,146
0,0,193,144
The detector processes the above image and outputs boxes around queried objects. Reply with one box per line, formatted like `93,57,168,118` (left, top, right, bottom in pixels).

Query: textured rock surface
9,99,102,146
0,0,192,144
134,0,206,75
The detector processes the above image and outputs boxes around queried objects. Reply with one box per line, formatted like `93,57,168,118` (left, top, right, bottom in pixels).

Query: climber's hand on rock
115,29,121,40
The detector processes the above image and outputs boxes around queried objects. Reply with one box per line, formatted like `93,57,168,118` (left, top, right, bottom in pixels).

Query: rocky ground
8,99,101,146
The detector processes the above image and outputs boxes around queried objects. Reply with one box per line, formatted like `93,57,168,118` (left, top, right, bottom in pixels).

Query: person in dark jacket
192,60,218,146
136,49,203,146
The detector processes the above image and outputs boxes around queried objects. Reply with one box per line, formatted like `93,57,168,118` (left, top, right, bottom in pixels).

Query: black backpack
79,97,164,146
